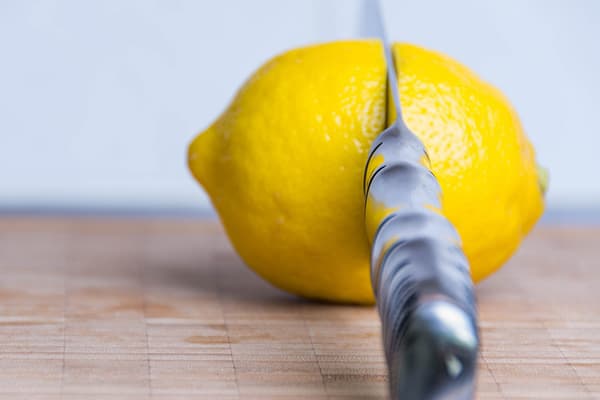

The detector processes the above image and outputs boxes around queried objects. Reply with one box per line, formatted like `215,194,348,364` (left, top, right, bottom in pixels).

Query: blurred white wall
0,0,598,212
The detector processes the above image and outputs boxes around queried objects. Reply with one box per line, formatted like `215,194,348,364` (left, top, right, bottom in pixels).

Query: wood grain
0,217,598,399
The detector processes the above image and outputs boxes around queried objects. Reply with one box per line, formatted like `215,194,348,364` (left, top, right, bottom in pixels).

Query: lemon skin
188,40,544,304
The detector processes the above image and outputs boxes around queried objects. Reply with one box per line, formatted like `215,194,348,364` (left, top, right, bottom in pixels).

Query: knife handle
364,127,479,400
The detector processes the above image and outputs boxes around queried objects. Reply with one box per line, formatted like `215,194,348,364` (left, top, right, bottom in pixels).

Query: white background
1,0,598,212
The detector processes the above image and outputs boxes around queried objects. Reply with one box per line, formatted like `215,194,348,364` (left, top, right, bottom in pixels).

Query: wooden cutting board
0,217,598,399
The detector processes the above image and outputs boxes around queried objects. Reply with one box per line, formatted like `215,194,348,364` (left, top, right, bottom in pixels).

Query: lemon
188,40,545,304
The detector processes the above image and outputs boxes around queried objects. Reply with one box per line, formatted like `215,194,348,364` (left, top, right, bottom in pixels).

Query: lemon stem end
537,163,549,196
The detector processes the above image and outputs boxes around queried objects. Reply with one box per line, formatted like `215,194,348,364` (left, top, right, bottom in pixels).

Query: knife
362,1,479,399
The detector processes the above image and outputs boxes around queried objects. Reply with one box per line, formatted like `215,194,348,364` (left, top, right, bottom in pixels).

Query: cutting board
0,217,598,399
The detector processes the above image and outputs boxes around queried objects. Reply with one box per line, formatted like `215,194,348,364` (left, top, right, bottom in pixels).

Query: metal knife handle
364,126,479,400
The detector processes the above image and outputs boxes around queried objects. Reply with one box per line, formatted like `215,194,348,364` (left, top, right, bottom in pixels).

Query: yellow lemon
188,40,545,304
